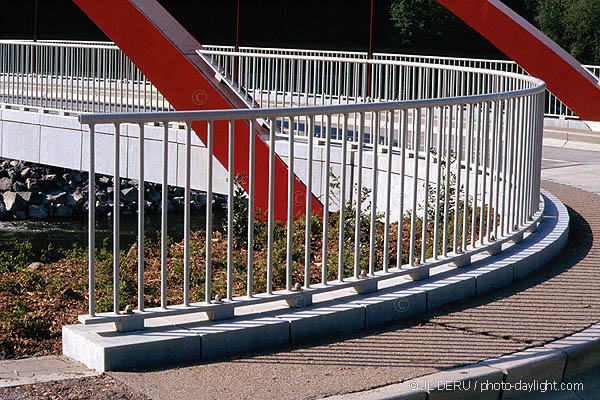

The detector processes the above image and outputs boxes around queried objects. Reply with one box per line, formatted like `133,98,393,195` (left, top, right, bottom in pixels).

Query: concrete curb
325,322,600,400
63,190,569,372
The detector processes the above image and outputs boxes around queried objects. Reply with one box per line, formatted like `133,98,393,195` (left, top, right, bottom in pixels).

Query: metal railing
0,40,173,113
202,44,599,120
1,40,596,121
78,58,546,330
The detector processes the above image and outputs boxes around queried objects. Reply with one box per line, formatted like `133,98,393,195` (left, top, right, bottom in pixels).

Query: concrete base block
353,288,426,328
529,221,539,233
271,301,365,342
114,314,144,332
62,323,201,373
487,243,502,256
408,267,430,281
285,291,313,308
424,275,476,310
512,232,524,243
352,278,378,294
205,303,234,321
184,316,289,361
513,247,546,279
453,254,471,268
483,348,567,398
474,262,514,295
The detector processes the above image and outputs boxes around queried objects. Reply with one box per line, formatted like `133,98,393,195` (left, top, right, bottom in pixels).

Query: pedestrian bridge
0,39,575,371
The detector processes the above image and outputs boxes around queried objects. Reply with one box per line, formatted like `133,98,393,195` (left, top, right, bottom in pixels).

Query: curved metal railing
1,39,596,119
201,44,598,119
0,39,173,113
77,56,546,329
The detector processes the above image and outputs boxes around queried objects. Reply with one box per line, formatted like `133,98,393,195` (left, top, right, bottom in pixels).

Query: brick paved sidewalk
2,180,598,400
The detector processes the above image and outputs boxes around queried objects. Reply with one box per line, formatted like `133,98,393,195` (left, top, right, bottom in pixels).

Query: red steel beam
72,0,323,221
437,0,600,122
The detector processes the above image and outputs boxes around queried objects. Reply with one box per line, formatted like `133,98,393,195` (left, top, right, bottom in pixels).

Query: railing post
88,124,96,317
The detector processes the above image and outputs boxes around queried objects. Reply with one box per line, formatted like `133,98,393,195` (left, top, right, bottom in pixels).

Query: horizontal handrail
79,86,545,125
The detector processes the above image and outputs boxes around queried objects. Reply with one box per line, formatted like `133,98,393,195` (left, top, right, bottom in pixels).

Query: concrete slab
1,120,40,163
0,356,96,388
545,323,600,379
40,125,83,170
40,112,81,130
2,108,41,125
483,348,567,398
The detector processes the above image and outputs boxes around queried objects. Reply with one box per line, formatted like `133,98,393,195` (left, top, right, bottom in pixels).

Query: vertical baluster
354,112,365,278
338,114,348,281
138,123,145,311
267,118,275,294
286,116,295,291
227,120,234,301
183,122,192,306
396,110,407,268
321,114,331,284
88,124,96,317
453,104,463,253
442,106,453,256
409,109,421,266
421,107,433,262
462,104,473,250
206,121,214,302
305,115,314,287
247,122,255,297
368,111,379,275
113,123,121,314
383,110,394,272
433,107,445,259
161,123,169,308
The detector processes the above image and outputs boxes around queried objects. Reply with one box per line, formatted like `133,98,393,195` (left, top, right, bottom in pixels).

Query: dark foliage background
0,1,598,63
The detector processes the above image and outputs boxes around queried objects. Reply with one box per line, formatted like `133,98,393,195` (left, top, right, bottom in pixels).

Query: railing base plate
114,314,145,332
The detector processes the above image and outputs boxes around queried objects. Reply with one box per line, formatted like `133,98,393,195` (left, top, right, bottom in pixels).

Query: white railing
77,58,546,330
0,40,173,113
202,44,599,120
1,40,596,121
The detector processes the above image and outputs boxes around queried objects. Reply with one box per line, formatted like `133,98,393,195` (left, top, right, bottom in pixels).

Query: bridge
0,0,597,382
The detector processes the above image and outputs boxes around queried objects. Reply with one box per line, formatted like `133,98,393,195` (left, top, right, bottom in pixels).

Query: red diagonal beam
438,0,600,122
73,0,323,221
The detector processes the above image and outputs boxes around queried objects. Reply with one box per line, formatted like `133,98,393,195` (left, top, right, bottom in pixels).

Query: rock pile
0,159,221,221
